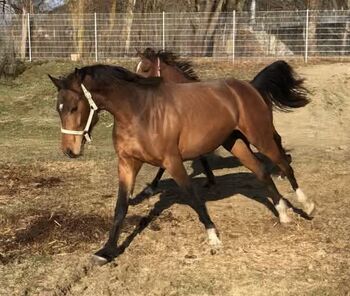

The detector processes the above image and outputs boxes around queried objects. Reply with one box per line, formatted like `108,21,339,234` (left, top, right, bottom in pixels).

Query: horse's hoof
207,228,222,247
209,237,222,247
279,213,292,224
209,238,222,255
304,201,315,216
93,246,118,265
91,254,109,266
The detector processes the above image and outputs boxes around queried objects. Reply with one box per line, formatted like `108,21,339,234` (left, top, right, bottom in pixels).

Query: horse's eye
141,65,150,72
71,106,78,113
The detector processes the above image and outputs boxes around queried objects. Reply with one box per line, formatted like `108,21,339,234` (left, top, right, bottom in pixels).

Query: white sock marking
276,199,291,223
296,188,315,215
207,228,222,247
296,188,307,203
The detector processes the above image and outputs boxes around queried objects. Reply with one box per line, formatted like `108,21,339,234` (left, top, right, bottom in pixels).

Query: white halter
136,57,161,77
156,57,161,77
60,84,98,142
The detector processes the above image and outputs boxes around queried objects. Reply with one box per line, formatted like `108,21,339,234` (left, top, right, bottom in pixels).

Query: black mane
142,48,200,82
63,64,163,88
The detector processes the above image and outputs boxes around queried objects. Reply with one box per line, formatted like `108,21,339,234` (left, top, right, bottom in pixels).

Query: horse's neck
103,84,147,127
160,62,192,83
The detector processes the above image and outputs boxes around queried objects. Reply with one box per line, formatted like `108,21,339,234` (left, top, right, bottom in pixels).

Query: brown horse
135,48,306,196
49,64,314,265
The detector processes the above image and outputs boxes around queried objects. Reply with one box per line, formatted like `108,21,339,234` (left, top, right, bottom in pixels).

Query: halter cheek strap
156,57,161,77
60,84,98,143
137,57,161,77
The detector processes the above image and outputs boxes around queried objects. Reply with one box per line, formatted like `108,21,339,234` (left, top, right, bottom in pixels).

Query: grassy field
0,59,349,296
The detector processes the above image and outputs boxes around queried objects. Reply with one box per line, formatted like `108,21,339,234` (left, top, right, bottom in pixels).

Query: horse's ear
74,67,85,82
48,74,64,90
135,48,143,57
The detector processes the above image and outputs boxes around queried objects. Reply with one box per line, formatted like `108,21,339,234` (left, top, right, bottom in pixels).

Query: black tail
251,60,310,112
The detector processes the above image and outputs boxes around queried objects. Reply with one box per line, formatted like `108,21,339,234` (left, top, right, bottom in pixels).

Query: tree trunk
191,0,247,56
108,0,118,32
307,0,318,57
123,0,136,55
71,0,84,59
249,0,256,30
201,0,225,56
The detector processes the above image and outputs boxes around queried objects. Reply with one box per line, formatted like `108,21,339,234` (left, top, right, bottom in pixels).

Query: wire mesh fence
1,10,349,62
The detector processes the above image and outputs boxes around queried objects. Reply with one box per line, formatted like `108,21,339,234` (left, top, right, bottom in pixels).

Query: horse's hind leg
274,130,291,163
273,129,291,179
223,137,291,223
258,139,315,216
164,155,221,247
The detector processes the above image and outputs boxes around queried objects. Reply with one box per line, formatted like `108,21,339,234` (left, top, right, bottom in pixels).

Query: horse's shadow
189,151,291,179
189,153,241,178
117,170,309,257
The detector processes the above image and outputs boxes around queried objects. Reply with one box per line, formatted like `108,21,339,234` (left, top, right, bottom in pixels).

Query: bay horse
49,64,314,265
135,48,307,196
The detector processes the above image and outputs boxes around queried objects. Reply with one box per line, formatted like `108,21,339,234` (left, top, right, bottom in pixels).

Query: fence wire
1,10,349,61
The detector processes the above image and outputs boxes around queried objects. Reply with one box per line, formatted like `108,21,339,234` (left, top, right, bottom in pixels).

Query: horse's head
136,48,199,83
135,48,161,77
48,70,99,158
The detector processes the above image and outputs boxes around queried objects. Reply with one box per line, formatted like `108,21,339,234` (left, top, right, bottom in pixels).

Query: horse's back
160,80,241,158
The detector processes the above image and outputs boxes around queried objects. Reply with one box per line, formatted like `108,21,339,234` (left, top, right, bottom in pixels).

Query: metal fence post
232,10,236,64
94,12,98,62
305,9,309,63
27,13,32,62
162,11,165,50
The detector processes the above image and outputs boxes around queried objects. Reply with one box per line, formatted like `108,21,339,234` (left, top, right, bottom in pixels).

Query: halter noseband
60,84,98,143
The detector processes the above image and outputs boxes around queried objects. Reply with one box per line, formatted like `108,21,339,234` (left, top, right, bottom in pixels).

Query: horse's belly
179,125,234,160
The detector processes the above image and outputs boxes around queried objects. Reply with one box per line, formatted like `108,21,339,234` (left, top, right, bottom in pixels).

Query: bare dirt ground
0,61,349,295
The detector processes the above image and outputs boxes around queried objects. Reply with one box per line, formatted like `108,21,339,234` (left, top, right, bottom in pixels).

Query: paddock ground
0,60,349,295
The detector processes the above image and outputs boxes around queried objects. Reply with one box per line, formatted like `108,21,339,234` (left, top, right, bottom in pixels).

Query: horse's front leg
93,157,142,265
